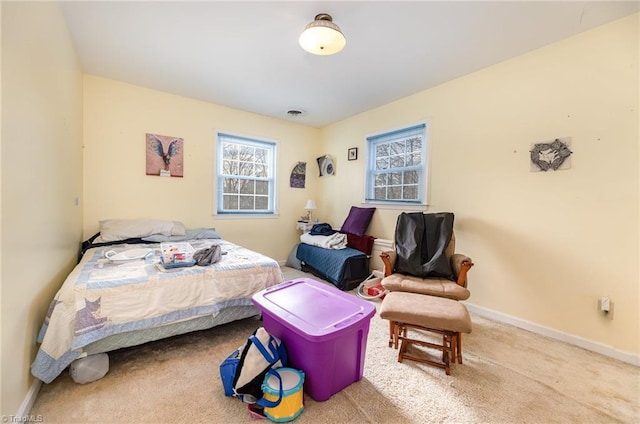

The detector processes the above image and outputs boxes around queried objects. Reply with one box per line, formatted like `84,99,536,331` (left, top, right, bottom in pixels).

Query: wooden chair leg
444,342,451,375
391,323,461,375
398,335,408,363
388,320,395,347
442,334,448,362
388,320,402,349
450,333,457,363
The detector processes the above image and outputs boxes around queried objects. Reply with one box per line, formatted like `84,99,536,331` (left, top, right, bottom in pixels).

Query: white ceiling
60,1,639,128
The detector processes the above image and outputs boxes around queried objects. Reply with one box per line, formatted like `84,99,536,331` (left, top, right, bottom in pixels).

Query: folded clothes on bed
300,232,347,249
193,245,223,265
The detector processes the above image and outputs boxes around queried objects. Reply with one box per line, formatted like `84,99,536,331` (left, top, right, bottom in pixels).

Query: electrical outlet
600,296,610,312
598,297,614,320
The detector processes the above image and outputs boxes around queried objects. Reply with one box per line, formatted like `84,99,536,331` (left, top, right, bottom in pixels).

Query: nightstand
296,222,314,232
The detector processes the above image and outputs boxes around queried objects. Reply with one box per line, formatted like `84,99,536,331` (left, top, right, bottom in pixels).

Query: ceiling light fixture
299,13,346,56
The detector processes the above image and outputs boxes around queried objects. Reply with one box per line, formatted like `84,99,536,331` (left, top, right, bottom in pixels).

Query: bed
296,242,369,291
31,227,284,384
292,207,377,291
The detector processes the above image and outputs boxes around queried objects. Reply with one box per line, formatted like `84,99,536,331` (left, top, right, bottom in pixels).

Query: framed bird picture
146,133,184,177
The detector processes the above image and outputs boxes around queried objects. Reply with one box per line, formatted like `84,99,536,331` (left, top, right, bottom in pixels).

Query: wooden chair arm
456,260,474,287
451,253,474,287
380,250,396,277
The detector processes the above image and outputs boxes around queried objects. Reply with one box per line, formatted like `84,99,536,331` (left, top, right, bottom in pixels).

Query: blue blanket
296,243,368,290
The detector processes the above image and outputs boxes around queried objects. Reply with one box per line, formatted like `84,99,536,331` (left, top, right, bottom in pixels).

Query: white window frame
364,122,429,207
215,132,277,216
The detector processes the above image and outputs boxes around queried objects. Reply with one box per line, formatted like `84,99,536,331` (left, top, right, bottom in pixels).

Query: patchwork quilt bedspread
32,239,284,383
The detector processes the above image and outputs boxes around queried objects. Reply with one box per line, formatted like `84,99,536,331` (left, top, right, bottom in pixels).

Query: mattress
83,305,260,355
32,238,284,383
296,243,369,290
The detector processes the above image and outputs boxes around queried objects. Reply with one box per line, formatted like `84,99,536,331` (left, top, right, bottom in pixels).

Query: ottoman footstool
379,291,472,375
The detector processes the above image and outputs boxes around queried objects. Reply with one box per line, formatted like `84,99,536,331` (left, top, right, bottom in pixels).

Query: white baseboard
17,378,42,417
464,302,640,367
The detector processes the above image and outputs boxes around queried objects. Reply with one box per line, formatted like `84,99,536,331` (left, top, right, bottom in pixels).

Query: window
216,133,276,214
365,123,427,204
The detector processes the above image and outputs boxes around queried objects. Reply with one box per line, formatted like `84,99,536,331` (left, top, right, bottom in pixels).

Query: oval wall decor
530,138,572,172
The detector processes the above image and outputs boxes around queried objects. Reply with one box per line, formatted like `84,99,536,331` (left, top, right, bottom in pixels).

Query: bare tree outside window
217,134,276,214
367,124,427,204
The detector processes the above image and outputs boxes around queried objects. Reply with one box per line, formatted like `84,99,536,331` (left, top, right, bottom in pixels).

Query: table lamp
304,200,317,223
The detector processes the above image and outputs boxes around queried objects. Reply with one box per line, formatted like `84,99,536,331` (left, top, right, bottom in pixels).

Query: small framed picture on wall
348,147,358,161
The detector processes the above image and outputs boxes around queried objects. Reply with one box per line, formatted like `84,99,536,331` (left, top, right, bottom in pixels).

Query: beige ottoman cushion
380,291,472,334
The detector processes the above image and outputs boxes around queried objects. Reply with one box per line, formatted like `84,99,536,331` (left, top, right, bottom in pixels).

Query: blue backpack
220,327,287,407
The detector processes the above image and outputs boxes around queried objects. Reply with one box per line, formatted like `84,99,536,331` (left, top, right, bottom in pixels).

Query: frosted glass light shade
299,14,346,56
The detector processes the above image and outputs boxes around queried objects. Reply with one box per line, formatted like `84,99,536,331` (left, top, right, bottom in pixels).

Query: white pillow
142,228,222,242
98,219,186,242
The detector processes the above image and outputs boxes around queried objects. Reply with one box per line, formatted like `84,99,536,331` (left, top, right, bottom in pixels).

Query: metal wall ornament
530,137,572,172
317,155,335,177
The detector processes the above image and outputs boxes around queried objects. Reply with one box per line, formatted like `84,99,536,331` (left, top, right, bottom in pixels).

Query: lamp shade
299,13,346,55
304,200,317,210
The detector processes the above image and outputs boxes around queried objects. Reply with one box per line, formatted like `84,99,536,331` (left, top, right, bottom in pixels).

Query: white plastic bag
69,353,109,384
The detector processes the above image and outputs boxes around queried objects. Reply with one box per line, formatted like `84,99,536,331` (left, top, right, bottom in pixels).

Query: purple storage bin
252,278,376,401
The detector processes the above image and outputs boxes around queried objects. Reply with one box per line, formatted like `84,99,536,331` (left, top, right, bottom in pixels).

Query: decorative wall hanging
530,137,572,172
146,133,184,177
317,155,335,177
290,162,307,188
348,147,358,161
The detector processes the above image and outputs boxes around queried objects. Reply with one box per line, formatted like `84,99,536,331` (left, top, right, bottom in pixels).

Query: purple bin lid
252,278,376,341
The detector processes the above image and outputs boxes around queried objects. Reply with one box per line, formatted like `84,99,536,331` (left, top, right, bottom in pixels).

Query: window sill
213,213,279,219
360,201,428,211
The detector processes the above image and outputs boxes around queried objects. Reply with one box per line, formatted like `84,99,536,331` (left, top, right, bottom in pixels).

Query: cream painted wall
83,76,321,261
1,5,637,415
1,2,83,416
321,14,639,355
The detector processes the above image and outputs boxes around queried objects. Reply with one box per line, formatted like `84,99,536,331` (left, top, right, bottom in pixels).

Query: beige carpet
31,268,639,423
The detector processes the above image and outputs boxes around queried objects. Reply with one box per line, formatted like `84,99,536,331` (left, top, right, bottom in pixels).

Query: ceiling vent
286,109,304,117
